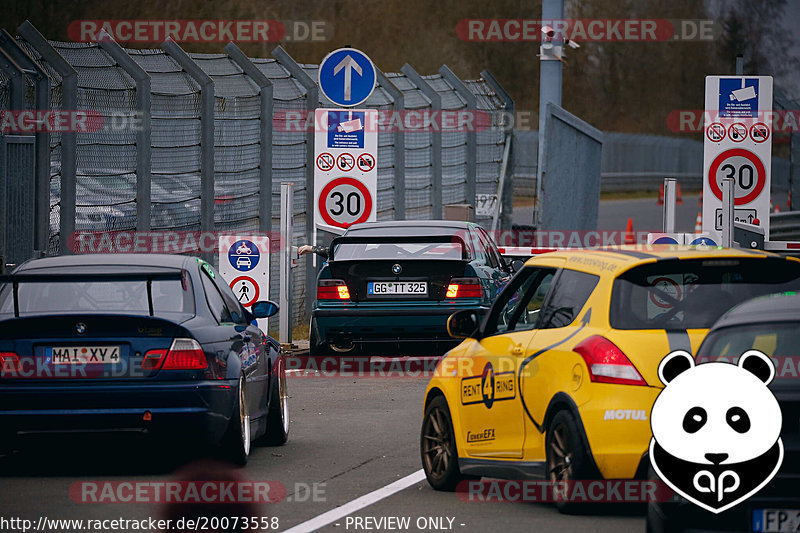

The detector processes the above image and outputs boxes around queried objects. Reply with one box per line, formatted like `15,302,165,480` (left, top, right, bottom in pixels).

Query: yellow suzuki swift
420,246,800,507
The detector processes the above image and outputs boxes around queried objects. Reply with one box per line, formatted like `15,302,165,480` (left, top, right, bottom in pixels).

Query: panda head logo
649,350,783,514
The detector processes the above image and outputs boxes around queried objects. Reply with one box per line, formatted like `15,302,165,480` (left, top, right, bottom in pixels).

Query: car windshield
333,242,465,260
0,277,195,318
609,258,800,330
698,321,800,386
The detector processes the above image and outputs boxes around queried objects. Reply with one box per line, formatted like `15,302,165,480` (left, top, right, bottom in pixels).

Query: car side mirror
510,259,525,273
447,309,480,339
251,300,279,318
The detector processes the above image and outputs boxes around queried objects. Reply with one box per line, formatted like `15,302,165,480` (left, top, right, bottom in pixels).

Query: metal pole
0,30,50,256
535,0,564,228
225,43,273,234
481,70,514,230
439,65,476,215
376,69,405,220
662,177,677,233
162,39,215,260
18,21,78,256
401,64,442,219
492,134,512,233
97,30,151,232
272,45,318,320
735,54,744,76
279,182,294,347
721,177,735,247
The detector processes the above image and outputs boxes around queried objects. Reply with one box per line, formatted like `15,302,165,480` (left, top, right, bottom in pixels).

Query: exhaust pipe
330,339,356,353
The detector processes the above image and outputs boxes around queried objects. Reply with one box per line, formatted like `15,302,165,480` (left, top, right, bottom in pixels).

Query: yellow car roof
525,245,785,276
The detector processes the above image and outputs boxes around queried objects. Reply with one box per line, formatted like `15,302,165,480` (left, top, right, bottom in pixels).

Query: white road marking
280,469,426,533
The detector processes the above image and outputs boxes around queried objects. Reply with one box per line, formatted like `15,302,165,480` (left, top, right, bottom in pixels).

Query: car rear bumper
311,304,489,352
577,384,661,479
0,380,237,443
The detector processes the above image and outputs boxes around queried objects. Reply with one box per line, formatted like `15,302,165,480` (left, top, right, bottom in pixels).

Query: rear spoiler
0,271,185,318
329,235,470,261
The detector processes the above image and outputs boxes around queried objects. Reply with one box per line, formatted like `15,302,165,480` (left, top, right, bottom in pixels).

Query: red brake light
142,339,207,371
446,278,483,299
573,335,647,386
0,352,20,375
317,279,351,300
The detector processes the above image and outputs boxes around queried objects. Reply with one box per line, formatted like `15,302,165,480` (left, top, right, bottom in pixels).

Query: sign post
218,234,270,333
702,76,773,240
279,183,295,348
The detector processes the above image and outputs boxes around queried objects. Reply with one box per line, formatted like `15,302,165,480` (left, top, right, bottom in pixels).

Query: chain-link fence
0,23,514,329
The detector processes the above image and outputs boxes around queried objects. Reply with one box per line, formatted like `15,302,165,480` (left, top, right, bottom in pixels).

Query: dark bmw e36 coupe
309,220,519,356
0,254,288,465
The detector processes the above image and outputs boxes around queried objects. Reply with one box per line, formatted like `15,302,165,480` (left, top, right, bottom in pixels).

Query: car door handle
511,343,524,355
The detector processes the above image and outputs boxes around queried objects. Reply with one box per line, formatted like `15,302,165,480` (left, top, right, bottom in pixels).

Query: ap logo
649,350,783,514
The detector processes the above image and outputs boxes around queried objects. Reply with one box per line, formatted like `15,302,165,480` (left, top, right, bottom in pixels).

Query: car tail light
446,278,483,298
142,339,207,371
317,279,351,300
0,352,20,374
573,335,647,386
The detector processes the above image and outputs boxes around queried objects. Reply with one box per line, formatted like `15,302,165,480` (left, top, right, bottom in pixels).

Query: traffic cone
775,204,780,213
694,209,702,232
657,184,664,205
624,218,635,244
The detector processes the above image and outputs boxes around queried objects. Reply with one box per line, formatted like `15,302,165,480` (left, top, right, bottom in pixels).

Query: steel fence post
480,70,514,230
439,65,476,217
375,69,405,220
17,21,77,255
162,39,215,260
401,64,442,219
225,42,274,234
97,31,151,232
272,45,318,319
0,30,50,256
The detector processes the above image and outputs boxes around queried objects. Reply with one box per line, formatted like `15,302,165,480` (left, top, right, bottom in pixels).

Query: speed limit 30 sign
702,76,772,237
314,108,378,229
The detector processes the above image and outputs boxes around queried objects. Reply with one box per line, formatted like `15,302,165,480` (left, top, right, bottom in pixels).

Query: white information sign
702,76,773,238
314,108,378,229
218,234,270,332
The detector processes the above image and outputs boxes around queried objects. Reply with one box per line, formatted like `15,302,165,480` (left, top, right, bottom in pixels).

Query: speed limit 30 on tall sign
314,108,378,229
702,76,772,236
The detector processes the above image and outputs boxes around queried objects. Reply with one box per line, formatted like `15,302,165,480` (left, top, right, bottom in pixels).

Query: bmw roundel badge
392,264,402,275
75,322,87,335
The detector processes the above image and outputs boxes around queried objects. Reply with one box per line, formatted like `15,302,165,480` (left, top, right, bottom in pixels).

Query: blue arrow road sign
319,48,376,107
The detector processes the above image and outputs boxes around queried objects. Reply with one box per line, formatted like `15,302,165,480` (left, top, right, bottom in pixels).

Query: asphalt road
0,364,645,533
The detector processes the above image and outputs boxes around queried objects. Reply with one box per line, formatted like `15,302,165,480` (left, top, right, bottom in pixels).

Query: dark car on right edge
647,291,800,533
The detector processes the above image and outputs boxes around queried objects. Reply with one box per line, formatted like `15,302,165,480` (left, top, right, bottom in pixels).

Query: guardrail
770,211,800,241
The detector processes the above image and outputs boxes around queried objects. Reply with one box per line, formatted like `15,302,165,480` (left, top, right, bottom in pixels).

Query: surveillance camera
567,39,580,49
